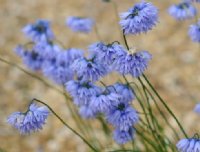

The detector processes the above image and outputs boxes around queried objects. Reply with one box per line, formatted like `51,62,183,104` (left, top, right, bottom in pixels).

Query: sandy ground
1,0,200,151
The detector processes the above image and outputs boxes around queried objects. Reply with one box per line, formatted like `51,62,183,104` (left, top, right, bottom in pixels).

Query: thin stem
108,150,141,152
62,86,87,134
122,31,129,50
143,83,180,140
123,76,165,151
32,98,99,152
123,76,166,151
142,74,188,138
97,116,111,136
135,128,160,151
55,39,66,49
62,85,102,149
99,80,107,88
108,150,137,152
138,78,168,151
0,56,63,94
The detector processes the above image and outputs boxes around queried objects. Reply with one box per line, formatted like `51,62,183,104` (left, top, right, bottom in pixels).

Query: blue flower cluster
168,1,200,44
176,137,200,152
13,0,156,144
66,80,138,144
7,103,49,134
168,1,197,20
15,19,86,85
190,0,200,2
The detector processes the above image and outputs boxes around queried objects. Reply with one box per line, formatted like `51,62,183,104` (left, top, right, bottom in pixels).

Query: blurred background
1,0,200,151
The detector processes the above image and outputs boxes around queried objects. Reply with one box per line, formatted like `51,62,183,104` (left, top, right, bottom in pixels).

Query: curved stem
122,31,129,50
0,57,63,94
142,74,188,138
32,98,99,152
123,75,165,151
137,77,168,151
143,83,180,140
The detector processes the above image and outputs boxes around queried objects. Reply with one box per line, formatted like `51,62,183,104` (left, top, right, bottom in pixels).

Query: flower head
176,137,200,152
88,41,126,66
89,90,121,113
43,48,83,84
108,83,135,103
14,44,45,71
66,80,102,106
113,128,135,144
114,50,152,77
22,19,54,42
66,16,94,33
106,102,139,131
79,105,97,119
188,21,200,43
168,2,197,20
7,103,49,134
120,1,158,35
71,56,108,82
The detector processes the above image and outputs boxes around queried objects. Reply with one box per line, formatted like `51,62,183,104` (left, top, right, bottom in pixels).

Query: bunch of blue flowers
7,0,199,151
7,0,157,146
168,0,200,44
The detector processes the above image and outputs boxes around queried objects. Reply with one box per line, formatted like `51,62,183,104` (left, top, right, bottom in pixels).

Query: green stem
123,76,165,152
97,116,111,136
62,86,87,134
122,32,129,50
143,83,180,140
62,86,102,149
32,98,99,152
0,57,63,94
142,74,188,138
138,78,168,151
135,128,160,152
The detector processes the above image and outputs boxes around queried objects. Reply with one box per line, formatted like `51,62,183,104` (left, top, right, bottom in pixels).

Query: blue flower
66,80,102,106
107,83,135,103
88,42,126,65
36,41,61,60
43,48,83,84
188,21,200,43
22,19,54,42
113,128,135,144
185,0,200,3
71,56,108,82
79,105,97,119
113,50,152,77
14,44,45,71
106,102,139,131
176,137,200,152
120,1,158,35
89,90,121,113
7,103,49,134
66,48,84,62
66,16,94,33
194,103,200,114
168,2,197,20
